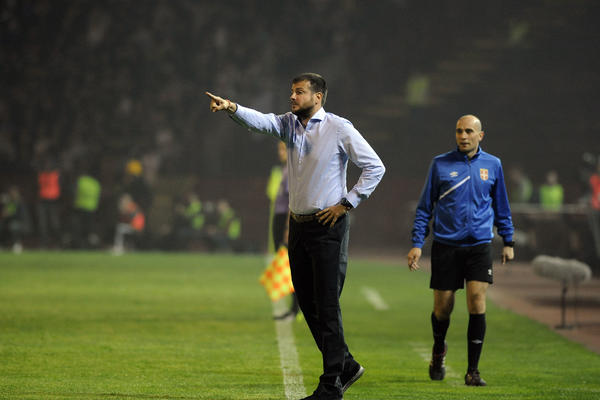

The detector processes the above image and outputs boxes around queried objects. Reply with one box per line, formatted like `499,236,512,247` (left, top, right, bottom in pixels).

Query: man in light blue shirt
206,73,384,400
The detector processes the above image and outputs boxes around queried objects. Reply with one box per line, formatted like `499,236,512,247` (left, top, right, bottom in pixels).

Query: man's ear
479,131,485,141
315,91,323,104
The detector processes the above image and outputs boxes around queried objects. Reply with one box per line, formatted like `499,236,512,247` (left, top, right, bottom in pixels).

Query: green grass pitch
1,251,599,399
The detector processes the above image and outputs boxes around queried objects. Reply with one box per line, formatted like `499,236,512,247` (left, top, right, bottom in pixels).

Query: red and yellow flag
259,246,295,301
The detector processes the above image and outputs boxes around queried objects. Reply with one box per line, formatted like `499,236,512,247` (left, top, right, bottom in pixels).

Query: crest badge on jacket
480,168,489,181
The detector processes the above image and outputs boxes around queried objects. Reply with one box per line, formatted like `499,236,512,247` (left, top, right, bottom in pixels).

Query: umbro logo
450,171,458,177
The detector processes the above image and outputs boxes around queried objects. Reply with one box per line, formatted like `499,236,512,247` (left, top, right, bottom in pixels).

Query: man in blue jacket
407,114,514,386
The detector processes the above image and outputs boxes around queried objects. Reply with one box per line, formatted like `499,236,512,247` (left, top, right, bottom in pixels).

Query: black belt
290,212,318,223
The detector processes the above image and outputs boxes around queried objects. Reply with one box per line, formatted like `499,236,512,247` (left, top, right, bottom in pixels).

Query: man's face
455,117,483,156
290,80,320,118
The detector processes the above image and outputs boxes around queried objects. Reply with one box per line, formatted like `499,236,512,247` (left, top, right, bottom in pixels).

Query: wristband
504,241,515,247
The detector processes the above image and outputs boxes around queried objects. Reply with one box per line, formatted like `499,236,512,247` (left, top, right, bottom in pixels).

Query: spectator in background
123,158,152,214
112,193,145,255
207,199,241,252
508,166,533,204
204,199,241,251
71,169,101,248
37,156,62,248
266,145,284,254
588,159,600,258
171,192,205,250
589,159,600,210
506,166,535,254
539,170,564,211
0,186,30,253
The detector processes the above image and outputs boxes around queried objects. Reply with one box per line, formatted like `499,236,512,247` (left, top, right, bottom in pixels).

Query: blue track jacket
411,147,514,248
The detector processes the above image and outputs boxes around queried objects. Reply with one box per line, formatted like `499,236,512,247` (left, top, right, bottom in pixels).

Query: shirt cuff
228,104,244,121
345,191,361,208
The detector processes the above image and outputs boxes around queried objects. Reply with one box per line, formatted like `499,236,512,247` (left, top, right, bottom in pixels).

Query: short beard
292,105,315,121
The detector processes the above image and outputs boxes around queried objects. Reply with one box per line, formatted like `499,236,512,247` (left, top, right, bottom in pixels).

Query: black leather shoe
465,369,487,386
301,383,343,400
341,363,364,393
299,392,342,400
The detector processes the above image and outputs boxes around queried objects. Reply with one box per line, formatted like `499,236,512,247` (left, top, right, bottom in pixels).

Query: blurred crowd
1,1,521,178
0,157,243,253
503,153,600,267
1,1,599,262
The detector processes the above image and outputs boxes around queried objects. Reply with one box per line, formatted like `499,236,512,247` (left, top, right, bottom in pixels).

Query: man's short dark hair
292,72,328,106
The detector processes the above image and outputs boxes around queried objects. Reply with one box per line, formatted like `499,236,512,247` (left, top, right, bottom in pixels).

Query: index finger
205,91,218,100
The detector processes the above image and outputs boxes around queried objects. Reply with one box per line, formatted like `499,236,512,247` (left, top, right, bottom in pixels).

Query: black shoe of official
300,389,342,400
464,369,487,386
429,342,447,380
341,363,364,393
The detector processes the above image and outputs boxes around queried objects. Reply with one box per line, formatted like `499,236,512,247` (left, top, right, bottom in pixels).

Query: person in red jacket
590,160,600,210
37,157,62,248
589,159,600,258
112,193,145,255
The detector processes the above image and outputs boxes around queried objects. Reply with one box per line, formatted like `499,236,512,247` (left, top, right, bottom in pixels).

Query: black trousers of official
288,214,354,395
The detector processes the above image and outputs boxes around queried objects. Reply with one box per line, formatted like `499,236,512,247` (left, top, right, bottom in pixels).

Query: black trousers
288,214,353,395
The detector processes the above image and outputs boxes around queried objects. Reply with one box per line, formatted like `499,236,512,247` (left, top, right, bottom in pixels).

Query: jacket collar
455,146,482,161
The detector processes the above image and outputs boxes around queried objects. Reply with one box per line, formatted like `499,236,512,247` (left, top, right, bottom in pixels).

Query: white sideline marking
361,287,389,310
273,300,307,399
409,341,460,379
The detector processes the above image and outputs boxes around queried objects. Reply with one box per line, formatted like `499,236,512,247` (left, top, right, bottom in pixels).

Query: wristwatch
340,198,354,211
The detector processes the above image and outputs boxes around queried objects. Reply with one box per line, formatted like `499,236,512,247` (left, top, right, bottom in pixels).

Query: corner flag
259,246,295,301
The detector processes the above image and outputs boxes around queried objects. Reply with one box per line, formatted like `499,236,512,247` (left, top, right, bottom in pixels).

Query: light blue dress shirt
231,105,385,215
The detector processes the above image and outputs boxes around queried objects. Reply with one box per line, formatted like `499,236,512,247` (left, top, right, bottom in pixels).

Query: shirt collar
294,107,326,127
311,107,326,122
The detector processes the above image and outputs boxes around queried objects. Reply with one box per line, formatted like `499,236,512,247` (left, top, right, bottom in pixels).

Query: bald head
457,114,482,132
455,114,484,158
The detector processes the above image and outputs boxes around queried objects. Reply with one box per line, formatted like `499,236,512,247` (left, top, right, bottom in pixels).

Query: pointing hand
205,91,236,113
